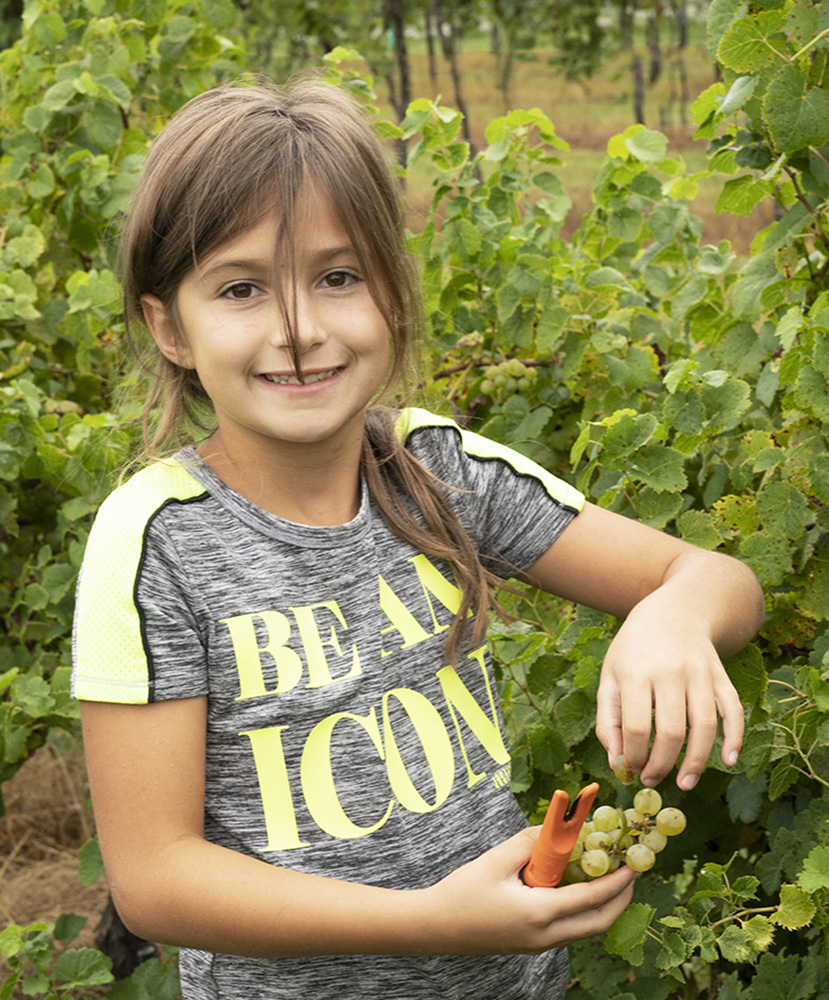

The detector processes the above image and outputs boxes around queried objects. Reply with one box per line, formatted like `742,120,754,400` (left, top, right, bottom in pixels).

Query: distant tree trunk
647,2,662,85
424,7,438,87
632,54,645,123
667,0,687,47
618,0,637,49
386,0,412,114
432,0,477,157
383,0,411,170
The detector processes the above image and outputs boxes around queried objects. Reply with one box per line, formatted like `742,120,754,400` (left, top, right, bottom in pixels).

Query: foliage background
1,0,828,997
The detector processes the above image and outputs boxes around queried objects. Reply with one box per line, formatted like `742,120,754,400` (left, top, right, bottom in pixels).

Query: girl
72,80,764,999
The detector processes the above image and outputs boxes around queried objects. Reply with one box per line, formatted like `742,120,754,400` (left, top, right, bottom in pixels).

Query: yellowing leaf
771,884,817,930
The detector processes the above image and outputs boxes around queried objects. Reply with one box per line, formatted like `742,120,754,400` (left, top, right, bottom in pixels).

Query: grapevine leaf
676,510,721,550
717,11,789,73
756,482,808,540
749,951,818,1000
771,884,817,930
738,532,793,587
655,931,686,970
605,903,654,965
797,845,829,894
726,644,767,705
52,948,113,988
78,837,104,887
764,65,829,154
719,75,758,116
625,129,668,164
726,771,767,823
628,445,687,492
743,915,775,955
718,924,755,963
715,175,767,216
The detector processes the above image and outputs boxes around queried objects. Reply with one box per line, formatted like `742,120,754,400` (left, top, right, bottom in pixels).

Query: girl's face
142,188,391,464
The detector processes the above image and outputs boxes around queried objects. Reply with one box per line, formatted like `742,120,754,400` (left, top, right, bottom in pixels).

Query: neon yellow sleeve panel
395,407,585,512
72,458,206,704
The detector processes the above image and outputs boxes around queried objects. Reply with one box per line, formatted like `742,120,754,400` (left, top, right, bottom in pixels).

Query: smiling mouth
261,368,340,386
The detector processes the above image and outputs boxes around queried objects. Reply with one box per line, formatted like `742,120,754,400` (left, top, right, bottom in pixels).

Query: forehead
205,187,354,267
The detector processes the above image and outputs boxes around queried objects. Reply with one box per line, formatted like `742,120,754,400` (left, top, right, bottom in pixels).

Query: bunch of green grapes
563,787,687,882
479,358,538,399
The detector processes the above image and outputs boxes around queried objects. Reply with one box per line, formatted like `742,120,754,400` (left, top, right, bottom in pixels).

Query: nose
271,288,326,357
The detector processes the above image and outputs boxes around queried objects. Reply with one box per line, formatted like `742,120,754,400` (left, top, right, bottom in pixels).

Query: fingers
547,872,637,945
599,653,744,789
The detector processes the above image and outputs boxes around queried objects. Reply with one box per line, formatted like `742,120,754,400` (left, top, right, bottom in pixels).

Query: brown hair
121,77,509,660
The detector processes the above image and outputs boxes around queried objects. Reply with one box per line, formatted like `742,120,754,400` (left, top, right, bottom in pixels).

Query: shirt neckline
174,447,372,548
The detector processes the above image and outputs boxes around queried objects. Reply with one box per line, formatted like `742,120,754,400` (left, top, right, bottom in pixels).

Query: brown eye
224,282,258,299
322,270,356,289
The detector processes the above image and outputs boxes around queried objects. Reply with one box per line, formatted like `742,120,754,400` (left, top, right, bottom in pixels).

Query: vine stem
708,905,777,930
791,27,829,62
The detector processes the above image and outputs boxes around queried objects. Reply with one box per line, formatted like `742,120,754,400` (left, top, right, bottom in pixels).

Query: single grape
568,840,584,862
517,376,530,390
625,843,656,872
618,833,636,850
633,788,663,817
655,807,687,836
612,755,634,785
508,358,525,377
577,820,594,844
640,828,668,853
585,830,613,852
480,379,494,395
607,854,621,873
504,377,518,392
580,849,610,878
593,805,621,833
623,807,646,829
526,366,538,381
563,861,589,884
485,365,499,379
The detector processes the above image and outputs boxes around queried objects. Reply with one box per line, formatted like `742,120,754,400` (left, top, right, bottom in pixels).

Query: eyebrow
200,245,358,281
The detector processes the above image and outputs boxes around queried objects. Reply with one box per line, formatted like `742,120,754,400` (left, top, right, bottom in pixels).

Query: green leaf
739,532,793,586
771,884,817,930
655,930,686,969
718,924,755,963
727,772,768,823
764,64,829,154
52,948,113,988
54,914,87,944
797,845,829,894
743,915,775,954
727,644,768,705
605,903,654,965
677,509,721,549
756,482,808,539
717,11,789,73
625,129,668,163
719,75,759,115
716,175,768,216
78,837,104,886
629,446,688,492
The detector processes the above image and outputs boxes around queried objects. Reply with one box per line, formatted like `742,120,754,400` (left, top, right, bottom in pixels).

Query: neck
197,428,365,527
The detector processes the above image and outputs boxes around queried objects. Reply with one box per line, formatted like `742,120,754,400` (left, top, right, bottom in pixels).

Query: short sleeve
396,408,584,578
71,460,209,704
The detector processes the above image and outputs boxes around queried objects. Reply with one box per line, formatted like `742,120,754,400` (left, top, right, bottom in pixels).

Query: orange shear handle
522,782,599,888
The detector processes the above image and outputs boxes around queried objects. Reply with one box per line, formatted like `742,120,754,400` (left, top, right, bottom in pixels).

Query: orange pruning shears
522,781,599,888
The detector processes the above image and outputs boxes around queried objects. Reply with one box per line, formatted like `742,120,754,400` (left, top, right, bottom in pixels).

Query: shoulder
394,407,584,512
88,457,208,549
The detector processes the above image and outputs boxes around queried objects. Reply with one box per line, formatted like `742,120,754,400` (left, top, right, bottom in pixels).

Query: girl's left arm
520,502,765,791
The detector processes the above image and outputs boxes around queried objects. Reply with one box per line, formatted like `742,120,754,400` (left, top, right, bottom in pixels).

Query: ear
141,294,195,369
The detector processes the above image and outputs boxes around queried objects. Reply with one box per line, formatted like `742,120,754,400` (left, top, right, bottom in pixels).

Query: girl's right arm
82,696,635,957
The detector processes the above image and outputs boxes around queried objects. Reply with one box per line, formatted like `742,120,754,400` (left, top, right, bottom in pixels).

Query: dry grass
0,742,109,941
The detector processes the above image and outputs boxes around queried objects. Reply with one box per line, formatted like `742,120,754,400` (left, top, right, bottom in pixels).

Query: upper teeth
264,369,336,385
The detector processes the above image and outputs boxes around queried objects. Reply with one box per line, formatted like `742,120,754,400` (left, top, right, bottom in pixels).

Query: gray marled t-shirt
72,408,584,999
